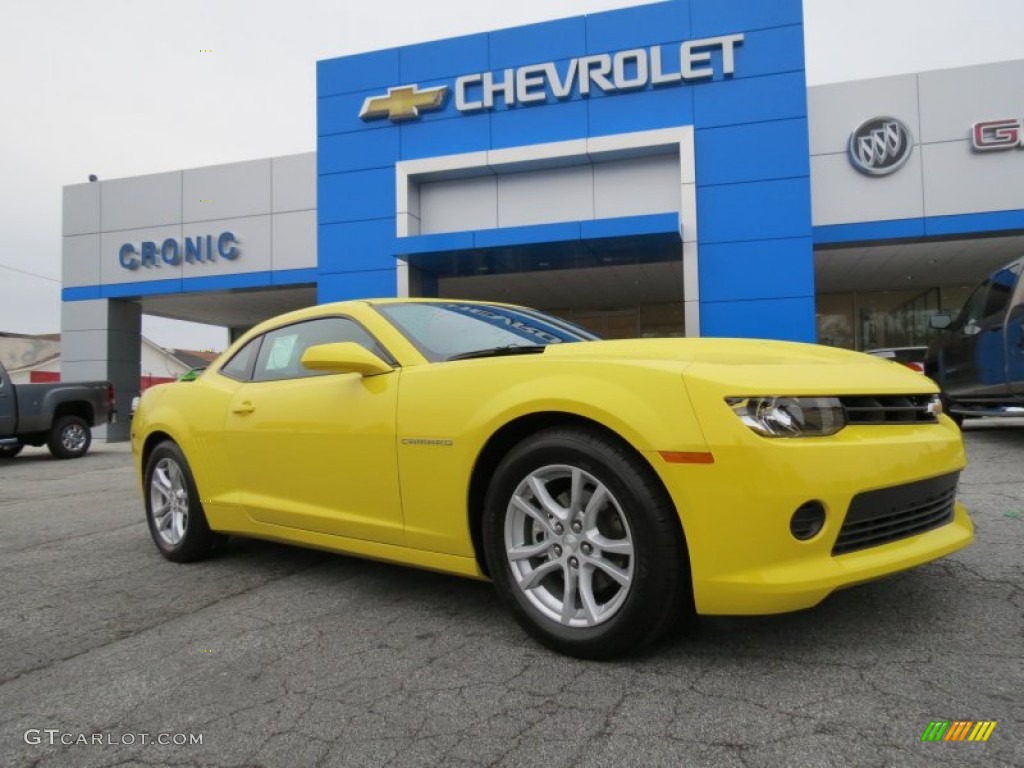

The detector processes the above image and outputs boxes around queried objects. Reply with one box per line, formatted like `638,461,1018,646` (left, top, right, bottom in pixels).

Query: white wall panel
593,154,679,220
498,165,594,227
420,176,497,234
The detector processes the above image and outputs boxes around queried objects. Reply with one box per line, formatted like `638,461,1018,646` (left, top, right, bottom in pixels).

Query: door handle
232,401,256,415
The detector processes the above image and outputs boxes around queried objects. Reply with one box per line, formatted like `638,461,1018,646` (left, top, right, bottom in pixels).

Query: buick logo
848,117,913,176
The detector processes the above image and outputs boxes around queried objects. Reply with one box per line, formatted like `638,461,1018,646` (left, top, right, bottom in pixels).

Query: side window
218,337,261,381
982,265,1021,320
956,281,990,329
252,317,383,382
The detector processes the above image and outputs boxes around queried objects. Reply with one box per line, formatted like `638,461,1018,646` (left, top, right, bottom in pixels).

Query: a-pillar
60,299,141,442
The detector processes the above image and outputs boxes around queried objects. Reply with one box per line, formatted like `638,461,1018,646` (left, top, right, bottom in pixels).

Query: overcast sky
2,0,1022,351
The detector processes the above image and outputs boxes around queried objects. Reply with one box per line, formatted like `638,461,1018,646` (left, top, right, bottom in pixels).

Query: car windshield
375,302,600,362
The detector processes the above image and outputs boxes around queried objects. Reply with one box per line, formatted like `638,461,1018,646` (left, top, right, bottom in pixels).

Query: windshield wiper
446,345,548,362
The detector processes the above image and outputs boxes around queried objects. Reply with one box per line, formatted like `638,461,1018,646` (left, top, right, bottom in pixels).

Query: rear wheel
0,442,23,459
48,415,91,459
144,441,227,562
483,427,692,659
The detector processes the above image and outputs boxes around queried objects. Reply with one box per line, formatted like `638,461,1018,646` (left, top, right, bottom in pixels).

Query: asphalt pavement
0,422,1021,768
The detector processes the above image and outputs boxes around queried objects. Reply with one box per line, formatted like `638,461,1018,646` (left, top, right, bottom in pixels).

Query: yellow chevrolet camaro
132,299,973,658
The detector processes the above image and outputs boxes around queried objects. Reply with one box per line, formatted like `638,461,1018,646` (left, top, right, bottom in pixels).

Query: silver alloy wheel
61,423,88,453
504,464,635,628
150,457,189,546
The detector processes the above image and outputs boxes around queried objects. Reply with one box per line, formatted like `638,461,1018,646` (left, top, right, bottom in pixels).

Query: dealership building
60,0,1024,437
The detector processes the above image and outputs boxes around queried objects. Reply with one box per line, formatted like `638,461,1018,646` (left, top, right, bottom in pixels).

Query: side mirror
300,342,393,377
929,313,952,330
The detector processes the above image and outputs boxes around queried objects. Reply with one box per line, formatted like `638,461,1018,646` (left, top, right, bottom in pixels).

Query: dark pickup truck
0,361,115,459
925,257,1024,424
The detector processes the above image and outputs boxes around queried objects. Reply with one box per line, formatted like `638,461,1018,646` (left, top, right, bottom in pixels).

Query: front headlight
726,396,847,437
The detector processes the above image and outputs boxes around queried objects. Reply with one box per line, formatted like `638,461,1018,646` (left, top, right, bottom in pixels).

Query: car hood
544,338,876,365
542,338,934,395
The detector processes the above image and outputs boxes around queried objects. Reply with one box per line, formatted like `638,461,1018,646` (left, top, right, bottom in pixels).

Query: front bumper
647,414,973,616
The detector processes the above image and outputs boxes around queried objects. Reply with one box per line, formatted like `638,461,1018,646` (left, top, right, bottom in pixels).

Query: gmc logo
972,119,1024,151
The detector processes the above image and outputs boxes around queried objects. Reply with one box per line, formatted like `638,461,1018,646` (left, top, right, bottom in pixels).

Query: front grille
833,472,958,556
840,395,939,425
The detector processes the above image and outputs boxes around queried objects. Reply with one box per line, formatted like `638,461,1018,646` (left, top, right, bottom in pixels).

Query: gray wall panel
272,211,318,272
497,165,594,228
62,234,101,288
183,159,272,223
273,153,317,213
807,74,919,157
99,225,184,286
923,140,1024,216
918,61,1024,144
181,216,272,277
420,176,497,234
63,183,100,236
811,152,924,226
593,154,679,220
61,300,111,332
100,172,182,232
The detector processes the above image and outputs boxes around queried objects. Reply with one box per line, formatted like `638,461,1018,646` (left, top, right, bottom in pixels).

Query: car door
222,316,404,545
970,264,1021,399
1006,264,1024,398
938,281,990,400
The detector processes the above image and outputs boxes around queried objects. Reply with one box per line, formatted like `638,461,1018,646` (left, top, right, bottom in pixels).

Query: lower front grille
833,472,959,556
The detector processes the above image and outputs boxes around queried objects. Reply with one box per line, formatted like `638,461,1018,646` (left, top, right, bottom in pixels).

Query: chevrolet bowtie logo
359,84,449,122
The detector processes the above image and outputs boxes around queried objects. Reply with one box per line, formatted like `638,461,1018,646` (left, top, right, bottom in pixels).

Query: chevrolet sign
359,33,744,122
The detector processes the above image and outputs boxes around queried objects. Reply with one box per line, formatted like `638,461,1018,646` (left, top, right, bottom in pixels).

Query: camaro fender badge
400,438,454,447
359,85,449,122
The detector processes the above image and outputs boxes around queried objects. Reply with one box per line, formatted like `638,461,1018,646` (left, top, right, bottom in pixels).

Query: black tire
0,442,23,459
144,441,228,562
47,415,92,459
482,426,693,659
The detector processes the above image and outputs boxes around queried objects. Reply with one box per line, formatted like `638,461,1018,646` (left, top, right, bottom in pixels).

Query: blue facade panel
701,296,816,341
699,238,814,302
693,71,807,128
698,178,813,245
696,119,809,186
690,0,803,36
320,219,397,275
399,33,489,82
585,2,691,53
488,17,588,69
316,0,815,342
318,169,395,225
317,49,401,97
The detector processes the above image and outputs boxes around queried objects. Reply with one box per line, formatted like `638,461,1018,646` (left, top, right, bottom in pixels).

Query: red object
29,371,60,383
904,362,925,374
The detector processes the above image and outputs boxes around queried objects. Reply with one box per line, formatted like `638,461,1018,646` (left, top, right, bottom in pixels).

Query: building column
61,299,141,442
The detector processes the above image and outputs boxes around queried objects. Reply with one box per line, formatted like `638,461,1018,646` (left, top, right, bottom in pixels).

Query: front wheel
482,427,692,659
48,415,91,459
144,441,228,562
